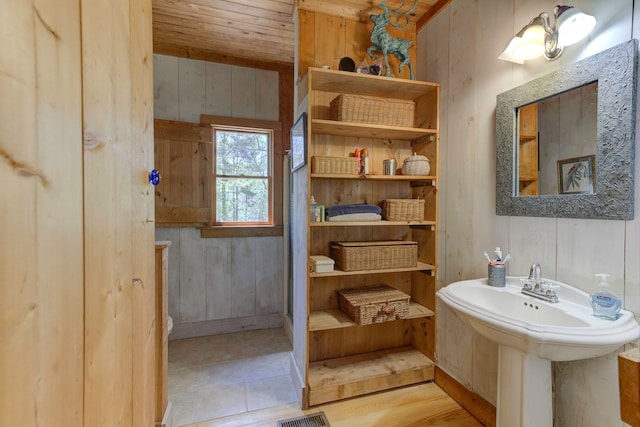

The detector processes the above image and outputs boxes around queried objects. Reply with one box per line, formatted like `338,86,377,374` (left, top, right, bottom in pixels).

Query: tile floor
168,328,297,427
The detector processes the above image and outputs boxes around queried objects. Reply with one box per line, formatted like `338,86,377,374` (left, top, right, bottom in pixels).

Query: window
212,125,273,225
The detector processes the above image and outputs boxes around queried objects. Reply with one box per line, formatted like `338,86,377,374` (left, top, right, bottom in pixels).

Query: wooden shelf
307,346,435,406
309,302,435,332
311,119,436,140
311,220,436,227
311,173,435,181
309,67,439,100
310,261,435,278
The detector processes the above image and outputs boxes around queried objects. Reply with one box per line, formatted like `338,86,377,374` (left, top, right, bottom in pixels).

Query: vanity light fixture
499,5,596,64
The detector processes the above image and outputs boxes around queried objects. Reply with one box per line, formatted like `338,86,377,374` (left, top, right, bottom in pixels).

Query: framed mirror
496,39,638,220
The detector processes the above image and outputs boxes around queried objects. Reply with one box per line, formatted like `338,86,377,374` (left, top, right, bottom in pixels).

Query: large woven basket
382,199,425,221
330,94,415,128
331,240,417,271
311,156,359,175
337,284,410,325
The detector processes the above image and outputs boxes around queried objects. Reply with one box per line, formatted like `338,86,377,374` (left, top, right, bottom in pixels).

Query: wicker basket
337,284,410,325
382,199,425,221
331,241,417,271
311,156,359,175
330,94,415,128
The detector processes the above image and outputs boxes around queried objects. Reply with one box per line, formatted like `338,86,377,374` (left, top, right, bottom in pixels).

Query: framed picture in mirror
557,155,595,195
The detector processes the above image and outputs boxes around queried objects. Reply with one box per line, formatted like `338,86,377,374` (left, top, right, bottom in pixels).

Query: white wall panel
255,236,283,314
231,66,257,119
178,58,206,123
178,227,207,322
421,0,638,421
256,69,279,121
231,237,257,318
153,54,179,120
205,62,232,117
206,238,233,320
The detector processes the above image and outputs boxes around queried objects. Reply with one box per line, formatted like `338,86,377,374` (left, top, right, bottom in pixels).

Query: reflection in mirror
517,82,598,196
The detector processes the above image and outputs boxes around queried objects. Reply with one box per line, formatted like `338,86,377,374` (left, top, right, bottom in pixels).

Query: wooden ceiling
152,0,450,71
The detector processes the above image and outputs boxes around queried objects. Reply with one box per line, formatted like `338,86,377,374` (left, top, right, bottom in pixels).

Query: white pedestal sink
437,277,640,427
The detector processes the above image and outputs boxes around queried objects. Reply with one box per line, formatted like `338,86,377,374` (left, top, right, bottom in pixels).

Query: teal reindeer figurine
367,0,417,80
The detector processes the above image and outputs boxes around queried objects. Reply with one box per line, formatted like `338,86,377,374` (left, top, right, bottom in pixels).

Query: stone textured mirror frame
496,39,638,220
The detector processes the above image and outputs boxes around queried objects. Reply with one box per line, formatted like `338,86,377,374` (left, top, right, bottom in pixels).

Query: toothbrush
502,254,511,264
483,252,494,265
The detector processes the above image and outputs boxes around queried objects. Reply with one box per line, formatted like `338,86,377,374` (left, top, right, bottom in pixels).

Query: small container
383,159,396,175
402,152,431,176
310,255,335,273
488,264,506,287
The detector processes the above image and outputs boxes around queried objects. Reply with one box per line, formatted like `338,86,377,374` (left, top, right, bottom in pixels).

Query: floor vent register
277,412,330,427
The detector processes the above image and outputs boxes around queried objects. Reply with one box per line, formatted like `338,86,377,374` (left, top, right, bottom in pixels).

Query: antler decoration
380,0,419,29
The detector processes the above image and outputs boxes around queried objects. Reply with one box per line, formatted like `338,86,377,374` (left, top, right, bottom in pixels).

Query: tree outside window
213,126,273,224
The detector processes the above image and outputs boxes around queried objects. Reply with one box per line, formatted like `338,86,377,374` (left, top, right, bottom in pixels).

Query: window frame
200,115,283,238
212,125,274,226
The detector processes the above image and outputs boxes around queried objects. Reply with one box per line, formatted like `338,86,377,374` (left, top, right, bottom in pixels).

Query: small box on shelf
310,255,335,273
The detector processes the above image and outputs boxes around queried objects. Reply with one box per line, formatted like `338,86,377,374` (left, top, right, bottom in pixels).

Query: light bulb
557,7,596,46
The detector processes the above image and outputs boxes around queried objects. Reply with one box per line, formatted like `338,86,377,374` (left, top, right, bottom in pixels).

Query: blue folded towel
326,203,381,217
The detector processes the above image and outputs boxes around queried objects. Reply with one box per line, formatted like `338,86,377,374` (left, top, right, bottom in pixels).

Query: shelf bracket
410,134,436,146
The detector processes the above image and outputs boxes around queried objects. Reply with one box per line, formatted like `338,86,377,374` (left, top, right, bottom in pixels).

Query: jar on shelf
402,152,430,176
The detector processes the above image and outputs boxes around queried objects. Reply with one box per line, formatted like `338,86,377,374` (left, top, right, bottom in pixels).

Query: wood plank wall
82,0,155,425
2,0,155,426
1,2,84,425
296,9,416,80
153,54,288,338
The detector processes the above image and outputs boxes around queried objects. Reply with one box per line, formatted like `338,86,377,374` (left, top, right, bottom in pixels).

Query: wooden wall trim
416,0,453,31
434,366,496,427
154,42,293,73
155,119,213,143
199,115,282,130
169,313,284,340
200,225,283,238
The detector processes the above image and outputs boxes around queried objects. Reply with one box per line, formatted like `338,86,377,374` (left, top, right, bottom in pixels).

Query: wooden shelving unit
297,67,440,408
518,103,539,195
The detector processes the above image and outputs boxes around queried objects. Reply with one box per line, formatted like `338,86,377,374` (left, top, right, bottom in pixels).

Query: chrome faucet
521,262,559,303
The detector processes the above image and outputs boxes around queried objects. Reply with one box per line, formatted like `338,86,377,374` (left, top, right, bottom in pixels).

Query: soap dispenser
590,273,621,320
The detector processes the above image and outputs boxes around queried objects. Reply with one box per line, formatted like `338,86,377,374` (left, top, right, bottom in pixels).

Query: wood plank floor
184,382,483,427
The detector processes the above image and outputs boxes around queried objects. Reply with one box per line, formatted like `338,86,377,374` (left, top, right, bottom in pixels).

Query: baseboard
283,313,293,345
169,313,284,340
434,367,496,427
156,401,172,427
289,351,306,407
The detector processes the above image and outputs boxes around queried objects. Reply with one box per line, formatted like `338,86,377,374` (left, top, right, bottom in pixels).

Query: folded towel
326,203,381,217
327,213,382,222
